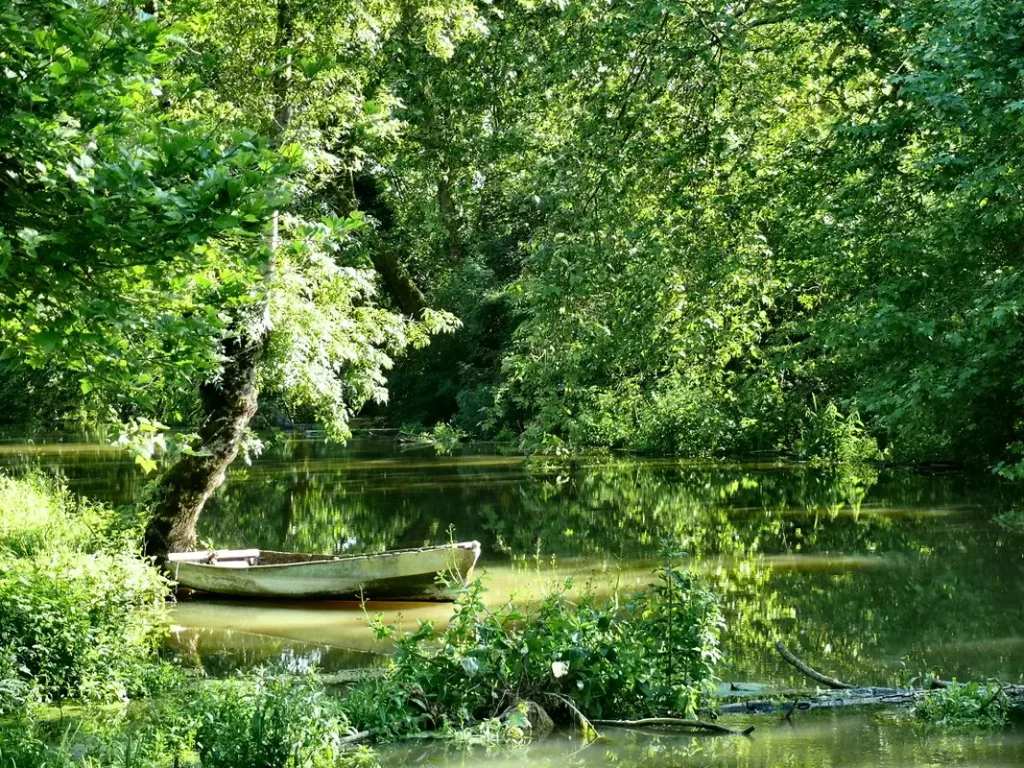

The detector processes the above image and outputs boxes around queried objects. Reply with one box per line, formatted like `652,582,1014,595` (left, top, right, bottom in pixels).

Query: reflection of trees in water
384,716,1024,767
199,446,1024,685
166,627,376,676
14,435,1020,685
0,443,144,505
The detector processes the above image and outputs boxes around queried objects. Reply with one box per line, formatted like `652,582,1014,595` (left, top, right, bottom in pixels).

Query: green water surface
3,433,1023,766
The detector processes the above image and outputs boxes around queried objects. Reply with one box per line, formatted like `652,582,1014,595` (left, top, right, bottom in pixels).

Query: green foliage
364,0,1024,473
0,0,465,441
346,567,722,738
914,682,1009,731
190,671,364,768
0,673,382,768
0,0,291,422
0,471,113,556
4,0,1024,472
398,422,468,454
0,552,169,711
793,400,881,466
0,717,81,768
0,473,169,713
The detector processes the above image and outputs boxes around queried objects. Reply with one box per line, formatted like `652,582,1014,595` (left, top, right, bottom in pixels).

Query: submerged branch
718,684,1024,715
720,687,924,715
593,717,754,736
338,730,372,746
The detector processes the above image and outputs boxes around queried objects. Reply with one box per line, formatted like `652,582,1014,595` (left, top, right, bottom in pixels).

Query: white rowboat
166,542,481,601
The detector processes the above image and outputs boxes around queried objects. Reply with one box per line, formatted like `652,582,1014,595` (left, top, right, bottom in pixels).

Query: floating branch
775,640,855,689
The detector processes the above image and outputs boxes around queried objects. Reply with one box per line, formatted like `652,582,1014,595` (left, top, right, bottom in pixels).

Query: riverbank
2,436,1023,766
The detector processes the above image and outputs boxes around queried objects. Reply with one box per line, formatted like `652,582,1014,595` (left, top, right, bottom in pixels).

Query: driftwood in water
720,684,1024,715
719,641,1024,716
775,641,854,689
719,687,926,714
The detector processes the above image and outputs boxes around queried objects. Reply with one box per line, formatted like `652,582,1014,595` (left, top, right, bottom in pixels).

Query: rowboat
166,541,481,601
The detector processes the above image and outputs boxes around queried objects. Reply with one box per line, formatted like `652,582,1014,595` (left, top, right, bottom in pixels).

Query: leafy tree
0,0,470,552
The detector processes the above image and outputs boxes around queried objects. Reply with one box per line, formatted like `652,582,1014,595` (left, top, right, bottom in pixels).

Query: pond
2,432,1023,766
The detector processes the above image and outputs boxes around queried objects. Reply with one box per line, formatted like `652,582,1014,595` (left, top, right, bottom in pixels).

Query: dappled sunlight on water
3,434,1024,691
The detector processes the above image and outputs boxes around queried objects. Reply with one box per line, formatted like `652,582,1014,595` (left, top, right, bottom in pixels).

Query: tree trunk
346,172,428,317
144,337,262,555
369,248,427,317
144,0,292,558
436,168,460,263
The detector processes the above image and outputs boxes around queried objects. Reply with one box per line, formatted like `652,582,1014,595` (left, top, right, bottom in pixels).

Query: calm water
3,432,1024,766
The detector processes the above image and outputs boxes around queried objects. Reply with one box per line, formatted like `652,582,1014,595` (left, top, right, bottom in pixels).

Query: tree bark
368,248,427,317
144,0,291,558
718,685,1024,715
436,167,460,263
346,172,428,317
144,337,262,555
775,640,856,689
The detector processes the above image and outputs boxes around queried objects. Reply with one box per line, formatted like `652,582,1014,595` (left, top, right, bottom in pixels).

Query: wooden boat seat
167,549,261,566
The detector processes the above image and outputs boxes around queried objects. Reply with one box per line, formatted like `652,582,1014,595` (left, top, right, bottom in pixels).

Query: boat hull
167,542,481,600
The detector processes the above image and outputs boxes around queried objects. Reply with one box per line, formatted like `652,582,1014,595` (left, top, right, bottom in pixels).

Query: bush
191,671,372,768
347,567,723,737
0,551,169,709
793,400,880,465
0,471,169,712
0,716,81,768
0,471,123,557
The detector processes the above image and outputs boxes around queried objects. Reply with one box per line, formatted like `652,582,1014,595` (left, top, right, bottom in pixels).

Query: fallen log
719,687,924,715
592,717,754,737
338,730,372,746
718,684,1024,715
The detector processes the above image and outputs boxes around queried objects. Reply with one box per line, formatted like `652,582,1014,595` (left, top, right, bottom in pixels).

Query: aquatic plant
190,670,373,768
398,422,468,455
346,566,723,738
914,682,1009,731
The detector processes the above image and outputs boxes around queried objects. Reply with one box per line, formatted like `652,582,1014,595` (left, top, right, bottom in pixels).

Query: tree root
592,717,754,737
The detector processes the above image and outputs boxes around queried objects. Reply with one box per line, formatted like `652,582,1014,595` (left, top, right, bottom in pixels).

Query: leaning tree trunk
144,0,293,558
144,337,262,556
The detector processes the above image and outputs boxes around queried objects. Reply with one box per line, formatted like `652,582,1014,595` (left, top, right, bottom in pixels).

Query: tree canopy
2,0,1023,477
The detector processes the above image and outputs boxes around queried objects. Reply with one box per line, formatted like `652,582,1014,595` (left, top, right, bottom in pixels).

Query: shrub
0,717,81,768
793,399,880,465
190,670,370,768
914,682,1009,731
347,567,722,737
0,471,169,712
0,550,169,709
0,645,37,714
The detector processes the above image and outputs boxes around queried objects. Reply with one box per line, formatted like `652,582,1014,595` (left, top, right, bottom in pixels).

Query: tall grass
0,471,123,556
